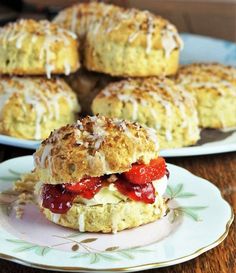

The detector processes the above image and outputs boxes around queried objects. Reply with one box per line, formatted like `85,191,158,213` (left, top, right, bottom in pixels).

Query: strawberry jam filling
41,157,167,214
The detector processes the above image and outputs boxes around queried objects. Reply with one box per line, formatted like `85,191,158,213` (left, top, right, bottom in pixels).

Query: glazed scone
84,8,183,77
54,2,183,77
0,19,80,78
176,63,236,128
0,77,80,140
53,2,121,44
65,69,115,115
92,78,200,149
34,116,168,233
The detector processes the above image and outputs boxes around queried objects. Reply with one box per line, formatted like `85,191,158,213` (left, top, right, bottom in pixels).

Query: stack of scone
0,19,81,140
53,1,200,149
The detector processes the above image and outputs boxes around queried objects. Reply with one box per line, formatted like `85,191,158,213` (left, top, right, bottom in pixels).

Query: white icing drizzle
0,77,78,140
51,212,60,223
78,213,85,232
40,144,53,168
0,20,77,78
145,127,159,151
145,12,154,54
64,62,71,76
111,208,118,234
161,24,183,58
70,6,78,33
15,32,27,49
117,94,138,120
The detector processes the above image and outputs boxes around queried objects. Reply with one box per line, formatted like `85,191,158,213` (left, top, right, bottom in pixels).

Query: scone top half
34,115,160,184
0,19,80,78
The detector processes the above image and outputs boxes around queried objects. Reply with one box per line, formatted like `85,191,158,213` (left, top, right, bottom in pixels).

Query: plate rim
0,155,234,272
0,209,234,272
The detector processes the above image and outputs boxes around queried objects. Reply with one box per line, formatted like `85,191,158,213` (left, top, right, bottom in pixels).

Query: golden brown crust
0,76,80,140
176,63,236,128
53,2,121,41
34,115,159,184
54,2,182,77
92,77,200,149
0,19,80,77
41,195,166,233
84,8,182,76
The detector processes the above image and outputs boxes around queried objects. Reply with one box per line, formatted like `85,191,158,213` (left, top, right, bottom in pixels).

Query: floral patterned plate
0,156,233,272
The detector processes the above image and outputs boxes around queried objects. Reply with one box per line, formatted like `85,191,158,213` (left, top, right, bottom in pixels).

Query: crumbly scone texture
54,2,182,77
0,76,80,140
84,8,181,77
0,19,80,77
92,77,200,149
41,195,167,233
176,63,236,128
64,69,115,115
53,2,121,41
34,115,159,184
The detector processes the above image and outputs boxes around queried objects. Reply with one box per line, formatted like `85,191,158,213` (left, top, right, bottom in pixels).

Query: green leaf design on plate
6,239,51,256
34,246,51,256
0,169,22,182
8,169,23,176
166,184,197,199
169,206,208,222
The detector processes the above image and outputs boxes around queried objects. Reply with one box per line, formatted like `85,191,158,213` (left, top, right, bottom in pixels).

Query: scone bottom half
34,115,169,233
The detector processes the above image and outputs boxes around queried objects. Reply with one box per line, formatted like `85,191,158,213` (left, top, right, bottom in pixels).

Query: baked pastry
92,78,200,149
84,8,183,77
0,19,80,78
0,77,80,140
54,2,183,77
53,2,121,44
65,69,115,115
176,63,236,128
34,115,168,233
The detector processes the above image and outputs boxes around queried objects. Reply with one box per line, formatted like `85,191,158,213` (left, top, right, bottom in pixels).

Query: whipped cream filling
37,175,168,209
75,175,168,206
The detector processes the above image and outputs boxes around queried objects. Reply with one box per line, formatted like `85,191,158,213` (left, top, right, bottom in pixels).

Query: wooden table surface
0,145,235,273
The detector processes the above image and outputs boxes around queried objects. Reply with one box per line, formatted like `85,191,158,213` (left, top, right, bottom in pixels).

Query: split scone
92,78,200,149
54,2,183,77
34,116,168,233
65,69,114,115
0,19,80,78
176,63,236,128
0,77,80,140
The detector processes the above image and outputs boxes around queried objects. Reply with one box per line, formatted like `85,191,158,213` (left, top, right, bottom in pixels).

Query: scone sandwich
34,116,168,233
